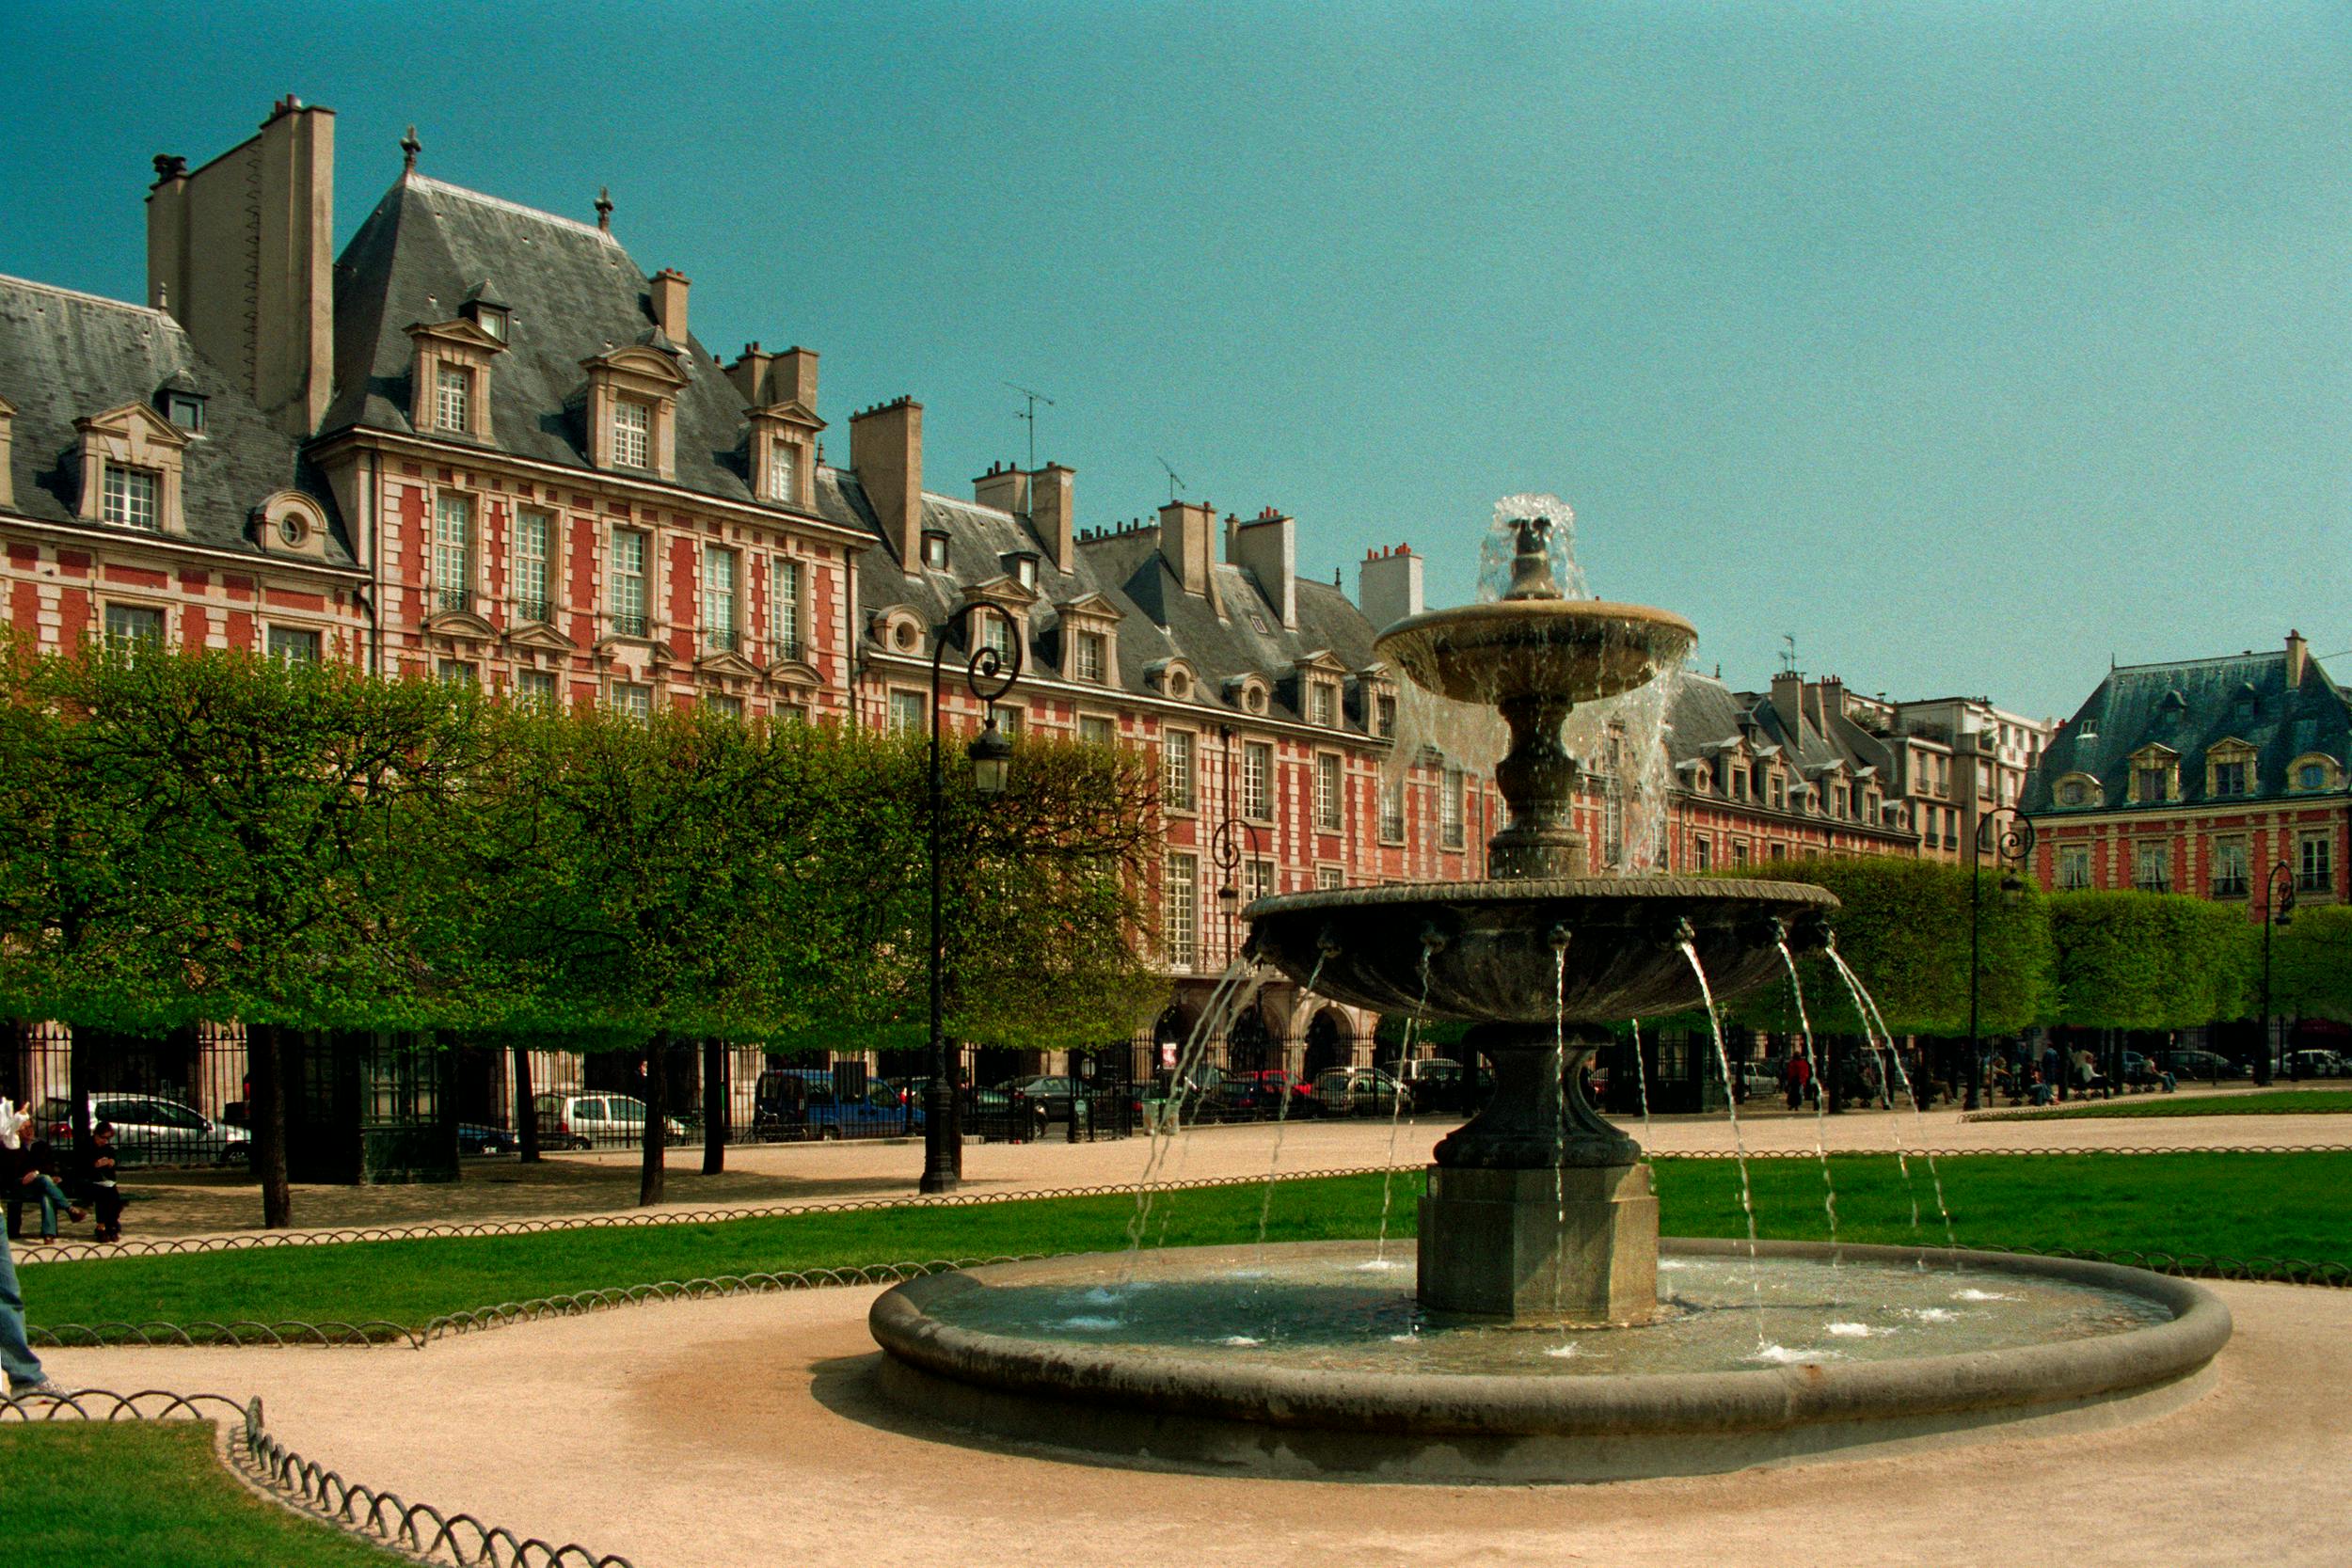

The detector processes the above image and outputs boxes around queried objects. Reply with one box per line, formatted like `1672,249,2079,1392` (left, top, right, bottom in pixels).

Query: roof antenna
1779,632,1798,676
400,126,421,175
1006,381,1055,471
595,187,612,234
1156,455,1185,503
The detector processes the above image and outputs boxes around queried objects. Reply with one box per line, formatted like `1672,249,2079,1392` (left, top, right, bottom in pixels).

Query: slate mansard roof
0,275,355,564
325,174,766,506
2023,648,2352,813
840,477,1386,728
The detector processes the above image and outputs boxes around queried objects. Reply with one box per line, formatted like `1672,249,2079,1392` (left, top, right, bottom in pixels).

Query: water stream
1825,942,1958,1257
1776,939,1840,1292
1125,958,1269,1259
1251,953,1328,1265
1372,942,1439,1266
1549,933,1571,1328
1627,1016,1654,1137
1679,939,1767,1351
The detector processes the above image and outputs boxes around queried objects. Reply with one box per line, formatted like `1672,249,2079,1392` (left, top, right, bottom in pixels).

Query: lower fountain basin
869,1239,2230,1483
1241,877,1838,1022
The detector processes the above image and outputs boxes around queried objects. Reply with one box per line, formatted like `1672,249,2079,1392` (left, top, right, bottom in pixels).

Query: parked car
2119,1053,2170,1091
1311,1067,1412,1117
531,1093,687,1149
36,1093,249,1167
999,1074,1087,1123
2286,1050,2348,1079
1226,1069,1323,1118
456,1122,519,1155
754,1069,921,1140
2164,1049,2244,1081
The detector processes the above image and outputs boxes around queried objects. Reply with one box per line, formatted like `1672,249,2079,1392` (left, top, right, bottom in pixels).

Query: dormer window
767,441,797,504
1311,680,1338,727
461,282,512,343
75,403,190,534
920,531,949,570
1074,630,1105,683
103,465,160,531
612,399,651,468
1015,556,1038,592
980,613,1015,659
405,318,505,443
435,365,473,434
166,391,204,433
1375,692,1397,738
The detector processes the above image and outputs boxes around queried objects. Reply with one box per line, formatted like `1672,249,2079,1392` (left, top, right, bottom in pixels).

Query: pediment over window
766,656,823,687
584,342,691,389
504,621,577,656
77,401,191,451
1055,591,1122,626
2128,742,2180,765
2204,736,2257,760
423,609,498,643
964,574,1039,609
695,647,764,681
74,404,192,532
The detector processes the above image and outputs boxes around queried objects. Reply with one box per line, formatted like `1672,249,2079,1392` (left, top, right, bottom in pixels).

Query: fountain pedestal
1418,1163,1659,1324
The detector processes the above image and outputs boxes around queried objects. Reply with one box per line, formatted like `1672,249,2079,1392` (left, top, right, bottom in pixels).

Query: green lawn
0,1423,401,1567
22,1150,2352,1335
1974,1089,2352,1122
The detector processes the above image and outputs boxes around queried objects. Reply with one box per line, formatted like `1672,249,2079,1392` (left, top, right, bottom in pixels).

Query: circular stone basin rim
1241,874,1839,923
870,1238,2230,1441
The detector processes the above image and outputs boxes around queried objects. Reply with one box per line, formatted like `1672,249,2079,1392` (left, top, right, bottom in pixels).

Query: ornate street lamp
921,600,1022,1196
1966,805,2035,1112
2259,861,2296,1088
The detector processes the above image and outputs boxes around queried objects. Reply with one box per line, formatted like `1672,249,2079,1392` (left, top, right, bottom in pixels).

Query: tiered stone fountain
867,515,2231,1482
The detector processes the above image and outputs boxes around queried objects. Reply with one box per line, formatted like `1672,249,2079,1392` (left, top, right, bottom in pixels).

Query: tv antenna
1156,455,1186,503
1006,381,1055,470
1779,633,1798,675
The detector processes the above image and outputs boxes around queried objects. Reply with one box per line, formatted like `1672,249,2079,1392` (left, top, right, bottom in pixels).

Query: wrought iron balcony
612,610,648,640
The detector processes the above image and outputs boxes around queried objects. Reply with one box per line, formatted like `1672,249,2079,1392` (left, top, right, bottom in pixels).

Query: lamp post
2258,861,2296,1088
920,600,1021,1196
1210,725,1267,1094
1966,805,2035,1112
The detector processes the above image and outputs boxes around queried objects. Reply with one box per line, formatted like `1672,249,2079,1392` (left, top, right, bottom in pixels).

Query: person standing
0,1101,56,1397
87,1123,122,1243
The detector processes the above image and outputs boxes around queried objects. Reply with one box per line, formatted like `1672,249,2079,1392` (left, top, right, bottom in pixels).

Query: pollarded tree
2046,891,2255,1032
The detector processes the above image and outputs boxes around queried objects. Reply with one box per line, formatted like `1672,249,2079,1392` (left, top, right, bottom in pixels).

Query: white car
35,1093,250,1166
532,1093,688,1149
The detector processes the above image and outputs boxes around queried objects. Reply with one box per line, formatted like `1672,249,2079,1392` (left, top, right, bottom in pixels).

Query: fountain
867,511,2231,1481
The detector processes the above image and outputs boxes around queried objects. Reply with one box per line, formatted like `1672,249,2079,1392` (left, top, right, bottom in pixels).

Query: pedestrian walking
0,1101,58,1398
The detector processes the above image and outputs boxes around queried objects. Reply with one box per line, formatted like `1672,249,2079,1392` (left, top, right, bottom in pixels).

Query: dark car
2165,1049,2244,1081
457,1122,519,1155
1227,1069,1322,1118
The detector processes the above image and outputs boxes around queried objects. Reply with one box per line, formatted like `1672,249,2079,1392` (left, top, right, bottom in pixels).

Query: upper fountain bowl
1375,599,1698,707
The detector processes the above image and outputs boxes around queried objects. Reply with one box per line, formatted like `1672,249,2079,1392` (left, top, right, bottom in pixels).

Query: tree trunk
248,1022,293,1228
513,1042,539,1163
65,1027,93,1167
639,1036,667,1207
700,1037,726,1176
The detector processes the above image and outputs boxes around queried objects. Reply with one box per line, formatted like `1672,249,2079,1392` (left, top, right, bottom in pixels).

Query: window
1311,681,1337,728
1244,859,1276,906
2059,781,2085,807
2078,718,2098,740
515,511,551,623
2299,834,2334,895
103,603,164,654
437,659,478,687
1693,836,1712,872
515,669,558,709
1079,715,1115,747
1379,777,1405,842
612,400,651,468
103,465,159,531
889,689,926,735
1164,853,1198,971
1162,729,1196,811
1768,842,1786,861
2134,766,2169,804
1015,557,1038,592
1242,741,1272,820
610,528,648,638
770,557,803,659
706,693,744,721
767,441,798,504
2211,838,2249,898
432,493,473,614
1316,865,1343,891
2058,844,2092,891
1440,765,1466,849
2134,842,2170,893
920,532,949,570
611,682,652,721
2211,760,2249,798
435,365,471,433
166,392,204,433
1315,753,1343,832
266,626,320,664
980,613,1015,660
779,702,811,726
1074,631,1106,684
1732,839,1750,867
703,546,738,653
991,704,1023,736
1770,776,1785,811
2298,763,2328,791
1375,693,1397,738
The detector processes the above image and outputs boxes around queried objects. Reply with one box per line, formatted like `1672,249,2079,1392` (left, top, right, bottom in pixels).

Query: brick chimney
649,268,690,343
147,95,335,437
725,343,818,414
724,343,771,404
850,398,923,570
1357,544,1423,630
973,460,1029,519
1030,463,1075,575
1770,670,1804,737
2287,628,2310,688
1228,507,1297,629
1159,499,1222,616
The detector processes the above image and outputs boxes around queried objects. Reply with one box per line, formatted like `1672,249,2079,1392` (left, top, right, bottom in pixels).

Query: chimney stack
1031,464,1075,575
973,460,1029,519
725,343,819,415
723,342,771,406
1159,499,1222,616
1230,507,1297,629
2287,628,2310,688
649,269,690,344
1770,670,1804,738
850,398,924,571
147,96,335,437
1357,544,1423,630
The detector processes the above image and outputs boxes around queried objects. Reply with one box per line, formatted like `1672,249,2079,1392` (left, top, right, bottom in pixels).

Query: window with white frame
103,603,164,654
2299,833,2334,895
1315,865,1343,891
611,681,652,721
103,465,159,531
610,527,648,637
1242,741,1272,820
515,669,557,709
888,689,925,735
1079,714,1115,747
920,532,948,570
515,511,551,623
612,400,651,468
2058,843,2091,891
1244,858,1276,905
267,626,321,664
703,546,738,654
979,612,1015,660
771,557,803,659
438,659,478,687
435,365,471,433
1379,776,1406,841
1315,753,1343,832
706,692,744,721
2133,841,2170,892
1441,764,1466,848
1162,728,1196,811
432,493,473,614
1375,693,1396,738
1074,630,1106,684
1164,853,1198,971
1693,836,1712,872
2211,837,2249,897
767,441,797,504
991,704,1022,736
1311,680,1337,727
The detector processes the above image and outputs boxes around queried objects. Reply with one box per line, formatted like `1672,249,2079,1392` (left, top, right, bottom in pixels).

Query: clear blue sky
3,1,2344,717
